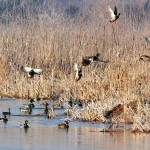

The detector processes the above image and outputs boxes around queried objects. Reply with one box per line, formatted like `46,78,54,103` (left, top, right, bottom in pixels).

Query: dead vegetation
0,0,150,132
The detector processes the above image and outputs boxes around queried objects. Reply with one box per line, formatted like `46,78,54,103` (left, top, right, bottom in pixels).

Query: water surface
0,98,150,150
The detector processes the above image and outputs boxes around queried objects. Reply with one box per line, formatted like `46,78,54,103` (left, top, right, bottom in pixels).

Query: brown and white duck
58,120,69,129
52,100,63,109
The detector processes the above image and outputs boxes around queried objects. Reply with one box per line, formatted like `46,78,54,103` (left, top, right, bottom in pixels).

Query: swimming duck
103,104,123,119
139,55,150,62
52,100,63,109
20,120,30,128
28,103,35,109
68,100,73,107
0,115,8,122
47,108,54,119
74,63,82,81
41,105,53,118
108,6,120,23
21,66,42,78
22,104,29,108
2,108,11,115
44,105,49,115
30,99,35,103
20,108,32,114
145,37,150,43
82,53,100,66
58,120,69,129
21,101,34,109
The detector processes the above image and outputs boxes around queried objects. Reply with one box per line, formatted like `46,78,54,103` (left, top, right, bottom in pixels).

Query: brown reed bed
0,0,150,132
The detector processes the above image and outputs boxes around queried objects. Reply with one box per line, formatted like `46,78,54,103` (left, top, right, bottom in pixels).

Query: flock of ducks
0,98,83,129
20,6,150,82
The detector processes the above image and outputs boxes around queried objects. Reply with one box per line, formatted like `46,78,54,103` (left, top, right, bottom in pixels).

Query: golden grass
0,1,150,132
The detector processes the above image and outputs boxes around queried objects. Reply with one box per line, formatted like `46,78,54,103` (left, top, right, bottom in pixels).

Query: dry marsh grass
0,0,150,132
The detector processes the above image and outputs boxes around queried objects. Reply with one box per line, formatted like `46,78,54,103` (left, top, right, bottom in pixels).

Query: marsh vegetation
0,0,150,133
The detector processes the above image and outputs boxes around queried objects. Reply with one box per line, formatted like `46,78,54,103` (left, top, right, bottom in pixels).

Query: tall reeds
0,0,150,132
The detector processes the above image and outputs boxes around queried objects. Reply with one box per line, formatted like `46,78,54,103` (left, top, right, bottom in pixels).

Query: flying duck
21,66,42,78
139,55,150,62
108,6,120,22
82,53,100,66
74,63,82,81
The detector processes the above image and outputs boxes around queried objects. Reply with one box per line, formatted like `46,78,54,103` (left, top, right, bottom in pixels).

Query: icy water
0,98,150,150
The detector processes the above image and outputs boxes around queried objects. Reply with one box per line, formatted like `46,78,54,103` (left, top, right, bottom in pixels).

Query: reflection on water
0,98,150,150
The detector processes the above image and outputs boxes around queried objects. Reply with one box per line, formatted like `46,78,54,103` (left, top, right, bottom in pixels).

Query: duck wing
74,63,78,73
74,63,82,81
114,6,118,16
33,68,42,75
21,66,32,73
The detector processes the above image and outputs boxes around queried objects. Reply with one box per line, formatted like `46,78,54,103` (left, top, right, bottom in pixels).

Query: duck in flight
139,55,150,62
74,63,82,81
108,6,120,22
21,66,42,78
82,53,100,66
0,115,8,122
